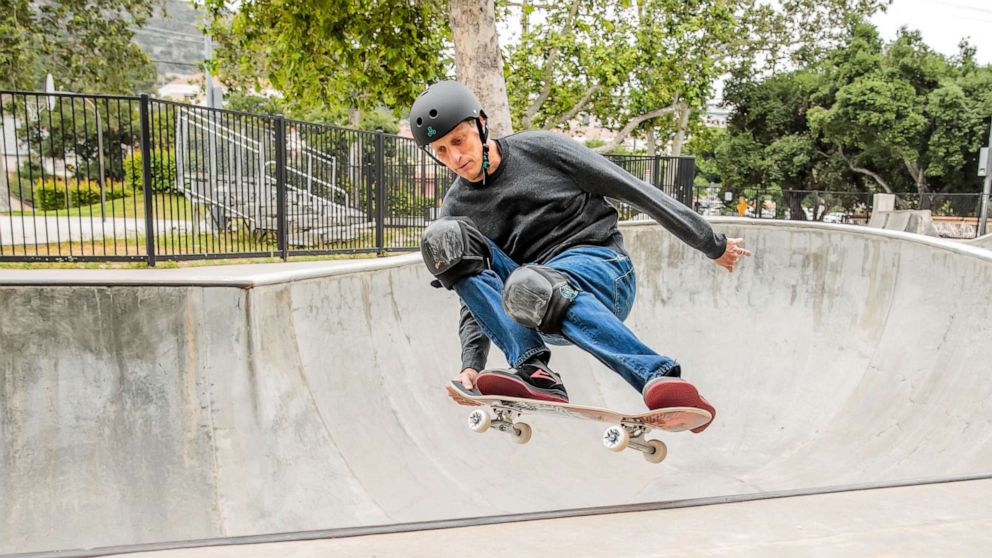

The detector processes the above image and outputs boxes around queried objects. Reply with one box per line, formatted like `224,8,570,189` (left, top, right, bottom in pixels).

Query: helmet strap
475,117,490,186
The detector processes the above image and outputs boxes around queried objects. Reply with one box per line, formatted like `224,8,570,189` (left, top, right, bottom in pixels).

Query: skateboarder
410,81,751,432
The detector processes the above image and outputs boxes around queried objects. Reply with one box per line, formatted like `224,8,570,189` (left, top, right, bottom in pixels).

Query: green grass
2,193,194,220
0,227,421,269
0,189,424,267
0,245,397,269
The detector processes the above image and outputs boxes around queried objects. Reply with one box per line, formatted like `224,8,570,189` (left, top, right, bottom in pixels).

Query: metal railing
1,90,697,264
699,187,990,238
609,155,695,220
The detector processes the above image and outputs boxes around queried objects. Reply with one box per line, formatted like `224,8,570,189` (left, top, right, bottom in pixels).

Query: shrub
10,160,44,204
122,149,177,194
33,178,128,211
387,189,435,217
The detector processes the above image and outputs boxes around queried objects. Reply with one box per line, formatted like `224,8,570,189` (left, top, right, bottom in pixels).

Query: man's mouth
456,162,471,172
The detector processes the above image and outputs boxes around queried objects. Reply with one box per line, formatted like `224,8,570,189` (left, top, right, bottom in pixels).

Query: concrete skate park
1,218,991,557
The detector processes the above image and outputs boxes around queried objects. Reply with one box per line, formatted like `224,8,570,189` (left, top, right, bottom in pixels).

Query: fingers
714,237,753,273
458,368,478,389
729,238,753,257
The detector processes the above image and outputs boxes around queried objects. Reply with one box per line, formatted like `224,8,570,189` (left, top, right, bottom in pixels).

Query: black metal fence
0,90,695,264
698,186,990,238
609,154,695,221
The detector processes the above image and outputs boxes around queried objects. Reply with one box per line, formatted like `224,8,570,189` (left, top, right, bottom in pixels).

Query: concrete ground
2,218,991,555
122,479,992,558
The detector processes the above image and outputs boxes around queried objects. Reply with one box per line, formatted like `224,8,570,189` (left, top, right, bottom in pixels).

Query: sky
870,0,992,64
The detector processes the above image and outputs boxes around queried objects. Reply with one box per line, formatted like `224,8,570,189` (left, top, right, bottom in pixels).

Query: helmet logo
427,126,437,138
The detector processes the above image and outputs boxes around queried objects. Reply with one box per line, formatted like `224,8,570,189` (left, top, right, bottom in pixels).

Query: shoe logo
530,371,554,382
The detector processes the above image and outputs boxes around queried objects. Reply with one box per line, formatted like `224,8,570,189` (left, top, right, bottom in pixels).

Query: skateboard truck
602,422,668,463
468,405,532,444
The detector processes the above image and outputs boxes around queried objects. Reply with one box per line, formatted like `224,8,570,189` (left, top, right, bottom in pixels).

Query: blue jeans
452,241,679,391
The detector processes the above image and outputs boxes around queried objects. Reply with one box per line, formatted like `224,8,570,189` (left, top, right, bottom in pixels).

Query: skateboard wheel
603,425,629,452
468,409,491,433
510,422,532,444
643,439,667,464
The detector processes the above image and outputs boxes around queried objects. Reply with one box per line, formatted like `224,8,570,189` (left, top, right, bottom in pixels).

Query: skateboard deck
445,381,711,463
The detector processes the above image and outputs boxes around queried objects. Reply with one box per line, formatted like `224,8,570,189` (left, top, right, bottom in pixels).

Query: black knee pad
421,217,492,289
502,265,578,334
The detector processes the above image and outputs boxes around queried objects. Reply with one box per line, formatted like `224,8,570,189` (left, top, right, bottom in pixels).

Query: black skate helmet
409,81,493,183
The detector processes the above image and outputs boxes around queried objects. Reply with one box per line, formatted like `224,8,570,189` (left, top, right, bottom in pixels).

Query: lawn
0,224,422,267
2,193,195,220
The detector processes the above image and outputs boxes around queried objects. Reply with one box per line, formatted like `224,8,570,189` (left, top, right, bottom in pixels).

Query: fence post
274,116,288,260
139,95,156,266
375,129,386,255
680,157,696,209
652,155,661,191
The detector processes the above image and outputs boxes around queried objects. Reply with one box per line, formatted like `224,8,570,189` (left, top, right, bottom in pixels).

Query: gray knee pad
502,265,579,334
421,217,491,289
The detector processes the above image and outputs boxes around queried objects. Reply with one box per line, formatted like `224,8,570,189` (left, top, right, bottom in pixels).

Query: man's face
430,119,484,181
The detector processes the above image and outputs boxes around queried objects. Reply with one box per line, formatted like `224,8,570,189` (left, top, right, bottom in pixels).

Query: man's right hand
455,368,479,390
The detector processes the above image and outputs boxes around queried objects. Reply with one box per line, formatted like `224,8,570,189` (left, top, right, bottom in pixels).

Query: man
411,81,750,432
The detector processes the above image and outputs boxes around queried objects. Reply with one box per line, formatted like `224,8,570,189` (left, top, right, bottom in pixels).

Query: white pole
979,119,991,237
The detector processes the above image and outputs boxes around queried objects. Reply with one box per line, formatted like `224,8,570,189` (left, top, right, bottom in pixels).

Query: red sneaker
475,362,569,403
642,376,715,433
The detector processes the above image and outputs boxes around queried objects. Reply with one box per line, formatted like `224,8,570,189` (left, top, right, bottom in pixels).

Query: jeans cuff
514,347,550,368
648,361,681,380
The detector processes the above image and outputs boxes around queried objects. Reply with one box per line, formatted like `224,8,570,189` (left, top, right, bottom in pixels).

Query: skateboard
445,381,711,464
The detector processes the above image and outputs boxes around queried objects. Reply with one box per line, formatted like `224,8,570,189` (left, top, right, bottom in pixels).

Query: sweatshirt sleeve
551,134,727,259
458,303,490,372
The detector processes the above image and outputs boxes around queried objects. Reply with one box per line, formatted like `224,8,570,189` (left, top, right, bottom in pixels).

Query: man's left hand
714,238,752,273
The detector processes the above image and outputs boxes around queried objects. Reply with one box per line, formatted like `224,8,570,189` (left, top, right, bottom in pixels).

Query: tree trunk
902,155,932,209
848,164,893,194
593,103,680,154
830,148,909,210
449,0,514,138
646,128,657,157
544,83,601,131
348,107,362,128
670,104,690,157
784,190,806,221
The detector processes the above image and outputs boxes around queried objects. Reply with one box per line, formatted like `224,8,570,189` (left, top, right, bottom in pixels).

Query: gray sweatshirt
438,130,727,371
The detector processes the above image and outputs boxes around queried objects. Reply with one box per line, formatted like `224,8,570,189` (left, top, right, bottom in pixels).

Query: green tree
504,0,735,154
501,0,889,154
808,24,992,206
717,66,843,219
715,19,992,218
0,0,158,93
201,0,449,126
